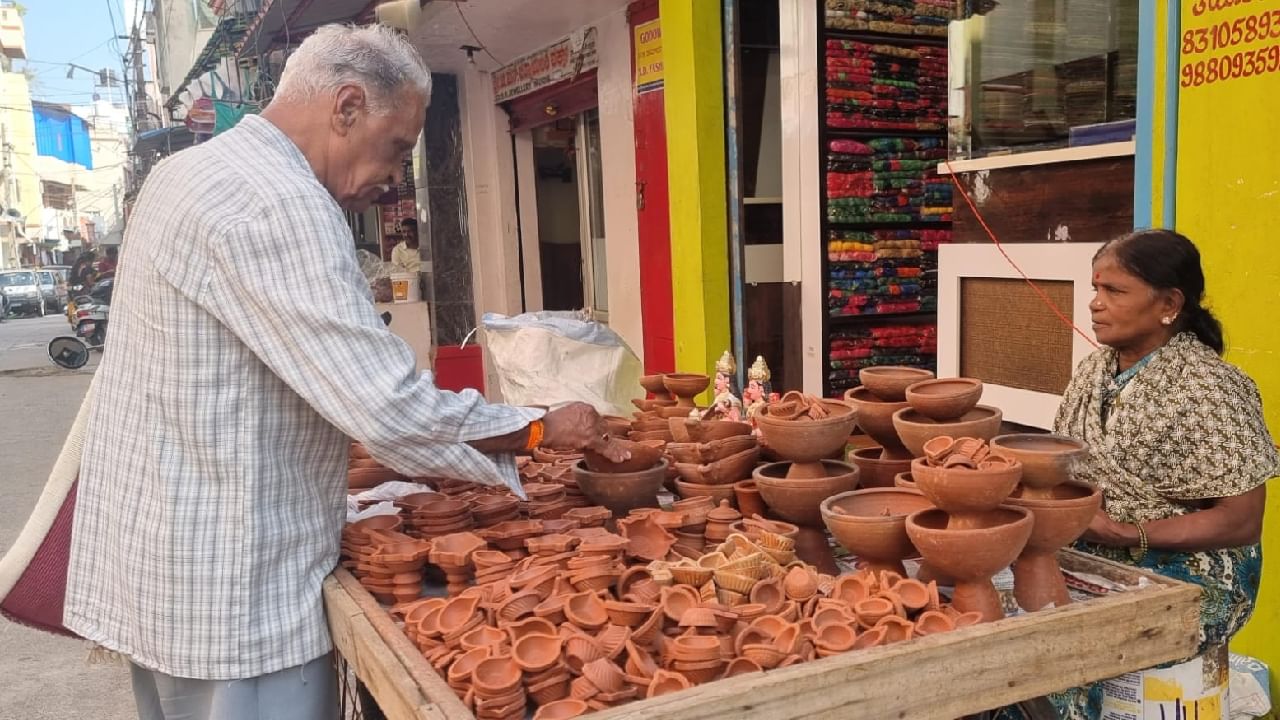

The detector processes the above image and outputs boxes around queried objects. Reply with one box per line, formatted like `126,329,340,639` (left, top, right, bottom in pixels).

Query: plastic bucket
389,272,420,304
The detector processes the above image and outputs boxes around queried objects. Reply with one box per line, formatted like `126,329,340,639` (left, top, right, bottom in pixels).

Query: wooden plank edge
332,569,474,718
589,581,1201,720
324,574,459,720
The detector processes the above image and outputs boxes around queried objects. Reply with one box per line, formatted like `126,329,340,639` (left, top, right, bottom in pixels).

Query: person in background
391,217,422,274
71,252,97,288
95,246,119,276
62,24,627,720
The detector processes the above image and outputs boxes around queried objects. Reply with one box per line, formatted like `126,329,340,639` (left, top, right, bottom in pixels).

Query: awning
234,0,379,59
132,126,197,157
165,15,252,111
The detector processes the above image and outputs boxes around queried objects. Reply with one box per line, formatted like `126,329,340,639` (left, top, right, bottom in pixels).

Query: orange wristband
524,420,544,451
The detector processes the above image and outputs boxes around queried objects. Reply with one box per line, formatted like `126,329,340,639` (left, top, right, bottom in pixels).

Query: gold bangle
524,420,544,451
1128,522,1148,563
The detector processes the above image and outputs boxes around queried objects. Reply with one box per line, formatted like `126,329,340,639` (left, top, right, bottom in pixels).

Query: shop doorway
523,108,608,319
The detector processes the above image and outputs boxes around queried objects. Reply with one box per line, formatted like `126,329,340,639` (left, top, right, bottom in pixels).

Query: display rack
817,0,954,397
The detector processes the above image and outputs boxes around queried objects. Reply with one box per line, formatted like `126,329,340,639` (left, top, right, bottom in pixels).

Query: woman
1036,229,1278,718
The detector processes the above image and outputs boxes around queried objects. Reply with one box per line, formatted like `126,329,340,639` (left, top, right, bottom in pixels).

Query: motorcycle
49,279,112,370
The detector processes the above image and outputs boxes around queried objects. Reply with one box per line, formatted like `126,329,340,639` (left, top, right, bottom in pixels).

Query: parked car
0,270,46,316
36,269,68,312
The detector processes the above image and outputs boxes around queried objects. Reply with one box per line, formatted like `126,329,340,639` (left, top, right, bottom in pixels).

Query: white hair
274,24,432,113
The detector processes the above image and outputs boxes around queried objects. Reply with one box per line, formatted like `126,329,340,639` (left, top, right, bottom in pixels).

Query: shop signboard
492,28,599,103
634,19,664,93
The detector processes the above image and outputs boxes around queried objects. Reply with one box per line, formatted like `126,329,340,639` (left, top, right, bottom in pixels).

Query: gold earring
1161,317,1173,326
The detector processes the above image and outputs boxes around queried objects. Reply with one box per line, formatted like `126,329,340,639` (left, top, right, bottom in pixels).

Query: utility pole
0,123,10,270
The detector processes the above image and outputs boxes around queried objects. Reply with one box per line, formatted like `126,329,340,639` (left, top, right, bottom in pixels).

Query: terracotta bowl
533,698,590,720
1007,481,1103,554
671,419,754,444
821,488,933,575
990,433,1090,500
756,401,858,464
904,378,984,421
666,435,759,465
858,366,936,402
893,471,916,491
639,373,670,398
663,373,711,402
753,460,860,526
674,479,737,506
672,445,762,486
910,456,1023,521
583,439,666,475
572,459,666,517
891,405,1003,458
904,506,1033,585
847,446,912,489
843,386,911,457
472,656,524,697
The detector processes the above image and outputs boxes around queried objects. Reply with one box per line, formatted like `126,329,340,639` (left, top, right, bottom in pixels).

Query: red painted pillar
629,0,676,374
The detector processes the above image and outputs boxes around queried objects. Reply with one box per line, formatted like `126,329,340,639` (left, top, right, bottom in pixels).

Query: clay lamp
906,506,1034,622
472,654,524,699
673,445,763,486
459,625,508,655
624,637,659,678
821,488,934,576
1006,481,1103,611
659,585,701,623
509,563,558,596
892,405,1004,458
394,491,446,512
670,561,715,589
748,576,786,615
563,506,612,528
603,600,654,628
843,386,913,462
663,373,711,408
511,633,561,673
492,589,540,624
851,625,888,650
859,366,935,402
740,643,787,669
989,433,1090,501
781,566,818,602
669,634,722,663
914,610,956,637
631,607,665,647
852,596,895,629
528,671,573,707
533,698,590,720
572,459,667,517
563,633,606,673
724,657,764,678
564,591,609,631
904,377,984,421
667,436,759,466
670,657,725,685
876,615,916,644
646,669,693,698
677,607,720,635
617,515,676,562
533,594,568,624
505,617,557,644
473,550,516,572
814,623,858,656
524,532,581,558
446,646,491,690
595,624,631,660
581,657,627,696
639,373,672,400
438,594,482,631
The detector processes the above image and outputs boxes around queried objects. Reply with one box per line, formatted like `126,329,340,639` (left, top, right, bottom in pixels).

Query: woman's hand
1079,509,1140,547
542,402,630,463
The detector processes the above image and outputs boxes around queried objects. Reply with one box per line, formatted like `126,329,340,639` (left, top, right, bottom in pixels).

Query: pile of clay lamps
385,504,977,718
340,516,431,604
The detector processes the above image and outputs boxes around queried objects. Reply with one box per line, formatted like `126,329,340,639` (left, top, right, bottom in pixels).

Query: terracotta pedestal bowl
906,506,1034,622
990,434,1090,501
858,366,935,402
756,400,859,480
573,459,667,517
903,378,984,421
821,488,934,575
639,373,672,400
910,456,1023,530
753,460,860,574
1006,481,1103,611
663,373,711,408
843,386,912,460
848,447,913,489
892,406,1003,459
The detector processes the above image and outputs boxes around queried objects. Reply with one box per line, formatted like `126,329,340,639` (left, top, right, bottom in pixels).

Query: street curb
0,366,96,379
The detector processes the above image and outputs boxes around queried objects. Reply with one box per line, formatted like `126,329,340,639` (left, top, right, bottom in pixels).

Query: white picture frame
937,243,1104,430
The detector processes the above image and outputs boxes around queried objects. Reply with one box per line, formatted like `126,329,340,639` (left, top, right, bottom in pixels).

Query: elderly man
64,24,623,720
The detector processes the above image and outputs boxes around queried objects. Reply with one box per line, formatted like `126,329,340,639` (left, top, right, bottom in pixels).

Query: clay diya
663,373,711,407
671,418,754,444
572,458,666,517
906,506,1033,622
672,445,762,486
844,385,913,461
1006,481,1103,611
858,365,936,402
533,699,590,720
639,373,672,399
821,488,934,575
990,433,1090,501
892,405,1004,458
847,446,912,489
904,377,984,421
617,514,676,562
666,435,759,465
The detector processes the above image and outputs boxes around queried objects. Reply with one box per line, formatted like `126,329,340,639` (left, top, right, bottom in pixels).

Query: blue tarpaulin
32,102,93,170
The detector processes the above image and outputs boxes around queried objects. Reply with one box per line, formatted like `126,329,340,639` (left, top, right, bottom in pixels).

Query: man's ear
331,85,368,136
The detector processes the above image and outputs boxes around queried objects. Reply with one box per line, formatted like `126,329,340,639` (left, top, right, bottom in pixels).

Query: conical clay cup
1006,481,1103,611
905,506,1033,623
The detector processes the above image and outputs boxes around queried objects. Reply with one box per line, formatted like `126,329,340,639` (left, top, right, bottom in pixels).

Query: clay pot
617,515,676,562
753,460,860,527
639,373,671,398
646,669,693,698
663,373,711,406
892,406,1003,459
1007,481,1103,611
905,378,984,421
675,479,738,506
572,459,666,517
821,488,933,576
910,457,1022,529
533,698,590,720
583,439,666,475
673,445,762,486
843,386,912,459
729,480,766,519
847,446,913,489
565,591,609,631
914,609,955,636
990,434,1090,501
472,656,523,697
859,366,936,402
755,400,859,467
905,506,1034,623
511,633,561,673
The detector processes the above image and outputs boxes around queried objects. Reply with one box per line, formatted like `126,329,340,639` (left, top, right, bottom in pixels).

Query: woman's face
1089,253,1182,351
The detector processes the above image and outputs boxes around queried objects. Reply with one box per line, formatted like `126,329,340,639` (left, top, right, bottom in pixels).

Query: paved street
0,316,133,719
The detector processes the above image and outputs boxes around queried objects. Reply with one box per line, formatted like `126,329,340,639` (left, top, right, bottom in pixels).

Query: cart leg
357,683,387,720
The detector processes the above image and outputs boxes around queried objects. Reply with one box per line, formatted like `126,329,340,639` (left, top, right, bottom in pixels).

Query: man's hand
543,402,631,463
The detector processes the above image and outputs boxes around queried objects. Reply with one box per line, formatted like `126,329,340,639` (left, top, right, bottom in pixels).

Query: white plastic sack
481,311,642,418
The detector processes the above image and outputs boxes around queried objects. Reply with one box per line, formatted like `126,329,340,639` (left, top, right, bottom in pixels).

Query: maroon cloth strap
0,480,78,637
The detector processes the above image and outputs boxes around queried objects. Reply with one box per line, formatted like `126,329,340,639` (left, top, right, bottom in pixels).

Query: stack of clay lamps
990,433,1099,611
752,392,861,574
402,494,475,540
669,431,762,504
843,366,936,488
890,377,1003,457
341,516,431,604
347,441,402,490
905,437,1033,622
669,496,715,557
429,532,487,597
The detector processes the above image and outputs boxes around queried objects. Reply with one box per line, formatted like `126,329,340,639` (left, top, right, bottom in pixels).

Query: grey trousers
129,653,339,720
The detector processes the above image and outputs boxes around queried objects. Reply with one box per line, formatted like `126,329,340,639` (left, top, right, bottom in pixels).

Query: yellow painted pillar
660,0,731,386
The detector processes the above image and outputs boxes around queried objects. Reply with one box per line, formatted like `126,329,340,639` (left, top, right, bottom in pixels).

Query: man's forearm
468,423,534,454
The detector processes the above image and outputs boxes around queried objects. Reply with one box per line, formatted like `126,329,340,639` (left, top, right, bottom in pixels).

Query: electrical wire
941,158,1100,350
454,3,502,66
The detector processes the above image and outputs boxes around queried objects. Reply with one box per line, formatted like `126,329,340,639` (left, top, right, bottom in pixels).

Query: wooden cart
325,550,1201,720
